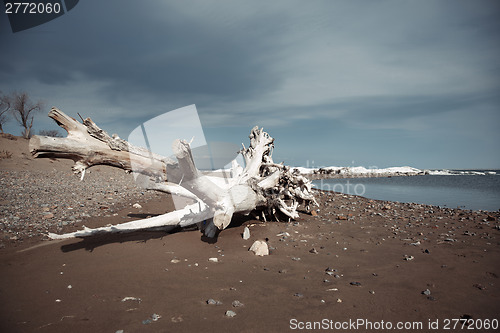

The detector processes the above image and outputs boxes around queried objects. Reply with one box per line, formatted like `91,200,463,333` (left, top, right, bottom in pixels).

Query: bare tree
0,92,11,133
10,92,44,139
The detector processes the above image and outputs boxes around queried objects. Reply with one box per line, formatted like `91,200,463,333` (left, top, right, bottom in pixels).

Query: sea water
312,172,500,212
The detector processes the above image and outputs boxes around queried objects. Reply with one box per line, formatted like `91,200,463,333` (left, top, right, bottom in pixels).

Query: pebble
232,300,244,307
132,203,142,209
208,257,218,263
207,298,222,305
422,289,431,296
242,227,250,240
0,169,163,242
225,310,236,317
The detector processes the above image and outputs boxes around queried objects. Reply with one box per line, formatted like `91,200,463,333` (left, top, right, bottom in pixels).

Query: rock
208,257,219,263
336,215,348,220
309,248,318,254
225,310,236,317
207,298,222,305
232,300,244,307
42,213,54,219
422,289,431,296
350,281,362,286
132,203,142,209
242,227,250,240
170,259,181,264
311,210,318,216
249,240,269,256
293,293,304,298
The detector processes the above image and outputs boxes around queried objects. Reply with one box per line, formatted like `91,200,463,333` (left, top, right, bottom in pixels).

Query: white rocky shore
294,166,497,178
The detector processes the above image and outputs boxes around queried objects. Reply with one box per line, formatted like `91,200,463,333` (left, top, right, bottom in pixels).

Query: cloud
0,0,499,168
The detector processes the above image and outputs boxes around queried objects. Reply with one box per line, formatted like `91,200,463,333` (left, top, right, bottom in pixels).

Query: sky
1,0,499,170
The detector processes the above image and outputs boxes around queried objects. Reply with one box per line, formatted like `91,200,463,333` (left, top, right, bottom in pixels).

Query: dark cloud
0,1,499,168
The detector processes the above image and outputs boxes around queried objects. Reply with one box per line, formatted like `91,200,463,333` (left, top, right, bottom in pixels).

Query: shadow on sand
59,212,256,252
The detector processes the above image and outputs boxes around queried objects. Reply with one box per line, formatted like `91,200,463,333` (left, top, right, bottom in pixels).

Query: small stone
350,281,362,286
225,310,236,317
293,293,304,298
208,257,219,263
232,300,244,307
336,215,348,220
336,298,342,303
206,299,222,305
309,248,318,254
291,257,301,261
170,259,181,264
132,203,142,209
121,297,142,303
311,210,318,216
422,289,431,296
369,290,375,294
67,285,72,289
42,213,54,219
242,227,250,240
151,313,161,321
249,240,269,256
142,319,152,325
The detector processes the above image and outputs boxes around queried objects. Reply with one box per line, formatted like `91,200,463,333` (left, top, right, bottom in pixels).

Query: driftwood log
30,107,318,239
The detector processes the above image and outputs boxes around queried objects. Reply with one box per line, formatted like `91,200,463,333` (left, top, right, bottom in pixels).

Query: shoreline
1,135,499,332
0,188,498,332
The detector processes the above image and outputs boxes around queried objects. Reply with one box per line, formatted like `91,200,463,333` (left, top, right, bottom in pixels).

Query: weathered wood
31,107,318,240
29,107,176,179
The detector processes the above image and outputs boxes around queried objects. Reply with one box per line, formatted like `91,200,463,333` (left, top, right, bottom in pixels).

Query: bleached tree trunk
30,107,318,239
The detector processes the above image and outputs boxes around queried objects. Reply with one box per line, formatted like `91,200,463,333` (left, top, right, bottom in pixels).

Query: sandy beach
1,135,499,333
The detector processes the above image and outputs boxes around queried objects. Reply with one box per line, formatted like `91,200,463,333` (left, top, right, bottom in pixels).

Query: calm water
313,174,500,211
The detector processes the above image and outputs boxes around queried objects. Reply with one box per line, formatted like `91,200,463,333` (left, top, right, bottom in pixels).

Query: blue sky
1,1,499,169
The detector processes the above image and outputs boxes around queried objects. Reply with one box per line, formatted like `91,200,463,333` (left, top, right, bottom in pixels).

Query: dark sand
1,135,499,332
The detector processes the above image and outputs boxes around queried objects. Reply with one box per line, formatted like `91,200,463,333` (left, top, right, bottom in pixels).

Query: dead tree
9,92,44,139
30,107,318,240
